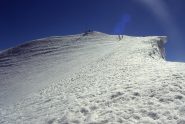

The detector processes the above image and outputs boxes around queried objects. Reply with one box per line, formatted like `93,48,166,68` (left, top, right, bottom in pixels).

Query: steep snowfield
1,31,185,124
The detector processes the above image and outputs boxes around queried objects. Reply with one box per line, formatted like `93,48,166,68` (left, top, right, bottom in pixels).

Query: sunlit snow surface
1,32,185,124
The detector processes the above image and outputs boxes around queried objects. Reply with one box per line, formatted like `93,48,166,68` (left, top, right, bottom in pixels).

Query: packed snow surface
1,31,185,124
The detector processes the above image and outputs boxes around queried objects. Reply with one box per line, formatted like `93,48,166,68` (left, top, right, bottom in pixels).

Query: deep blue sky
0,0,185,61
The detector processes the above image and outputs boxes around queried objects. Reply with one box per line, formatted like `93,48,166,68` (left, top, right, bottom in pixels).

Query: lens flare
114,14,131,34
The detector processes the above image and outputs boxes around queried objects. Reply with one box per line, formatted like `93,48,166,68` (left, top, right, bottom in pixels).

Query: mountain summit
1,32,185,124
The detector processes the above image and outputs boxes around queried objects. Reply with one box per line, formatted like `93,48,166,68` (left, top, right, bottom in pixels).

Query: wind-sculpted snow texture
1,32,185,124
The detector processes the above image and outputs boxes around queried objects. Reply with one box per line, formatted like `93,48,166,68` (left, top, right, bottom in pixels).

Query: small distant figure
118,35,121,40
118,35,123,40
88,29,93,32
83,29,93,36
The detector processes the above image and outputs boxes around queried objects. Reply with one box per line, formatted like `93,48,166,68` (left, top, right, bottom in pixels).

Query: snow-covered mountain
1,31,185,124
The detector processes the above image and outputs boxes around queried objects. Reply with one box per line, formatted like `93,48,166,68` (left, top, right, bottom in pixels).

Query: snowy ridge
1,32,185,124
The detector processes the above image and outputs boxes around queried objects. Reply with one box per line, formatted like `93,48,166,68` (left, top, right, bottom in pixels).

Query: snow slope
1,31,185,124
